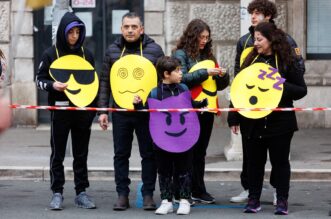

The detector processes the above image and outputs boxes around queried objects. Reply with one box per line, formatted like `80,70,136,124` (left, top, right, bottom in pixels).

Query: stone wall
1,0,330,127
0,1,10,68
0,0,37,127
161,0,330,128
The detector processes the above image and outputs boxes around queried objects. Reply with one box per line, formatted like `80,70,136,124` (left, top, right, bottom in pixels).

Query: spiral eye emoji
133,67,144,80
118,68,128,79
110,54,157,109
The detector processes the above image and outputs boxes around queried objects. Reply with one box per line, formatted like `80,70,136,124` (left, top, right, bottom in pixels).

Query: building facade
0,0,330,127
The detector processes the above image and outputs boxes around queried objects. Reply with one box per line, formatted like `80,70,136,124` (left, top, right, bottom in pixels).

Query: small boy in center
133,56,207,215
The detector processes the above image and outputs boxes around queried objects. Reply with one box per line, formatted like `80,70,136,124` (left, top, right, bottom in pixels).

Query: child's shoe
155,199,173,215
177,199,190,215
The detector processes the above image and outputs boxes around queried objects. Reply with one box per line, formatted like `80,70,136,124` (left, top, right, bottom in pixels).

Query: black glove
199,98,208,108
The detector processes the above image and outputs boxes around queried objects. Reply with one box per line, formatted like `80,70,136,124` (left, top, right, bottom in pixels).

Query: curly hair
0,49,4,60
248,0,278,21
241,22,294,73
175,19,215,61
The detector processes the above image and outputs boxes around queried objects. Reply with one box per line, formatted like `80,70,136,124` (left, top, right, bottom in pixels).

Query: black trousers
156,148,193,201
50,110,95,194
245,132,293,200
240,137,276,190
191,112,214,195
112,112,156,197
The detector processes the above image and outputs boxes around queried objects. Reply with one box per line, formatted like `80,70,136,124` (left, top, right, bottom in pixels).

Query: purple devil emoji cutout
148,91,200,153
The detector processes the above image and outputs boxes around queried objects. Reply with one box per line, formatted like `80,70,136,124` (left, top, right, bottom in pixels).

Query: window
307,0,331,59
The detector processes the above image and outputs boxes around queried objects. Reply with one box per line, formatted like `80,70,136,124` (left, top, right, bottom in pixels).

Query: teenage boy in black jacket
36,12,96,210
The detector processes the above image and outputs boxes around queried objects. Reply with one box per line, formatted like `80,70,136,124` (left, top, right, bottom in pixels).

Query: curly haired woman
228,22,307,215
172,19,229,204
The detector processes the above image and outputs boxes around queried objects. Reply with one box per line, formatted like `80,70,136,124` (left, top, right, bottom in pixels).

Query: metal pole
52,0,72,44
52,0,73,156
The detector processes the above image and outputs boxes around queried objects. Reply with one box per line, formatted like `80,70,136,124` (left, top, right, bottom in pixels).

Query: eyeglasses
199,35,211,43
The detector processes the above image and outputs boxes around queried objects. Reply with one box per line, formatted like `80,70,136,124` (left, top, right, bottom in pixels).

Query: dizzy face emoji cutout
50,55,99,107
189,60,218,111
230,63,286,119
111,55,157,109
148,91,200,153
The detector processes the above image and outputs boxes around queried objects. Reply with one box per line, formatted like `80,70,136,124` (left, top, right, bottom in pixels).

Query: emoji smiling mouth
165,128,187,137
66,88,81,95
119,89,144,94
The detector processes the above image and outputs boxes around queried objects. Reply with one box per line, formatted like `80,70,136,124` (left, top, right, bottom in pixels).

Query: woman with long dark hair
173,19,229,204
0,49,6,83
228,22,307,215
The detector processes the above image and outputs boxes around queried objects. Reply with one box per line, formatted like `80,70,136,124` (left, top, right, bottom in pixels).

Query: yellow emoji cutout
189,60,218,111
230,63,286,119
110,55,157,109
240,47,254,67
49,55,99,107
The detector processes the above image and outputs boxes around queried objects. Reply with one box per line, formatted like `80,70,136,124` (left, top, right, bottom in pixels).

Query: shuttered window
307,0,331,59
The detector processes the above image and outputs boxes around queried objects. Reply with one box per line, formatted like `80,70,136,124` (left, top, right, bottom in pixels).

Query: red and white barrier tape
8,104,331,112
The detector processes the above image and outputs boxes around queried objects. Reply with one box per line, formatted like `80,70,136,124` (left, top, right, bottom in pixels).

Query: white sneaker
273,192,277,206
230,190,249,203
177,199,190,215
155,200,173,215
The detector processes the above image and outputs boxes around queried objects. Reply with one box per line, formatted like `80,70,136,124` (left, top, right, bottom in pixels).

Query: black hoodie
36,12,95,106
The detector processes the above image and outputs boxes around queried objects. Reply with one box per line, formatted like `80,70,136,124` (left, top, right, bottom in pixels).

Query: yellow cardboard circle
189,60,217,109
50,55,99,107
230,62,284,119
110,55,157,109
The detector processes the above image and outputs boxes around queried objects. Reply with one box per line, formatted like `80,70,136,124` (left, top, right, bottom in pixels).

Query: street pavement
0,120,330,218
0,122,330,181
0,180,330,219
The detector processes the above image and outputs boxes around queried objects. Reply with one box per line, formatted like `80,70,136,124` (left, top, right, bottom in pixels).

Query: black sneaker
191,193,215,204
275,198,288,215
244,198,261,213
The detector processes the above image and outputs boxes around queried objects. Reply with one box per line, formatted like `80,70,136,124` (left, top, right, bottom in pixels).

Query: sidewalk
0,124,330,181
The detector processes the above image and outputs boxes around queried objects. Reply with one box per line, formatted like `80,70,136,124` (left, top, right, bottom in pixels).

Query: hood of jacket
56,12,86,53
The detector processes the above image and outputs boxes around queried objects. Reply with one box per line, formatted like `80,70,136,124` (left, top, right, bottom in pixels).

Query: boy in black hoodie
36,12,96,210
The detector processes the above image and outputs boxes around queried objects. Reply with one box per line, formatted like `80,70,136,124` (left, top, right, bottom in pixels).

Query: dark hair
248,0,278,22
0,49,4,76
241,22,294,72
0,49,4,60
175,19,215,61
122,12,143,25
156,56,181,79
